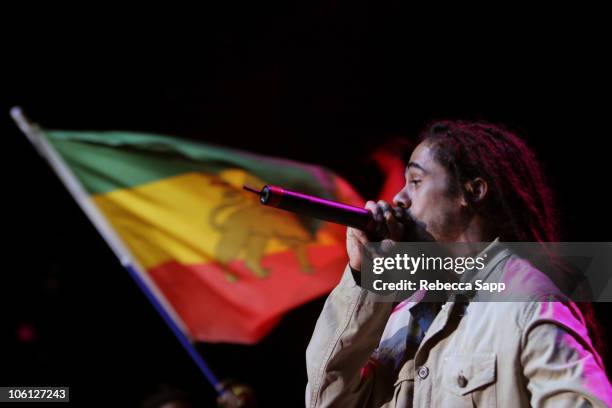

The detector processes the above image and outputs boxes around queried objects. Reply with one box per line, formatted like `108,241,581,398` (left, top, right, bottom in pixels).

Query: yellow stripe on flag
92,171,340,269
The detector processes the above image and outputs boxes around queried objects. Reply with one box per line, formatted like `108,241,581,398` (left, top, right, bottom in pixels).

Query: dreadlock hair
418,119,605,358
419,120,559,242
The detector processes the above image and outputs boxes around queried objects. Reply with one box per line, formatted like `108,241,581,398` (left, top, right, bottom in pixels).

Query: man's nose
393,190,411,209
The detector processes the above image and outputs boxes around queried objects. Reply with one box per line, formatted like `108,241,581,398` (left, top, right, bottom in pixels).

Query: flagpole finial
10,105,26,125
10,106,38,136
9,105,23,117
10,106,45,149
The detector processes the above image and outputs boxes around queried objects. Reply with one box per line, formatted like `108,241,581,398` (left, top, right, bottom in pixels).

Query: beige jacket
305,242,612,407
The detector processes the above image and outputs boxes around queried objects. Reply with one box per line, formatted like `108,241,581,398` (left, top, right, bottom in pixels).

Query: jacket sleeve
521,298,612,407
305,265,395,408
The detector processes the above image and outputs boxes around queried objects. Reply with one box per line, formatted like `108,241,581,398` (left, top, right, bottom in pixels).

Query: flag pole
10,106,225,395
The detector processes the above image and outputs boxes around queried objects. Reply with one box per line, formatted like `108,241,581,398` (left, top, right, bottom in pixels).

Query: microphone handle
256,184,381,234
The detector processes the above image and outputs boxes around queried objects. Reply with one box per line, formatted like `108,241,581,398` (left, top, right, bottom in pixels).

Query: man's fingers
348,227,368,245
393,206,406,220
376,199,405,241
385,210,404,241
355,229,370,246
365,199,413,241
348,227,379,263
377,200,393,221
365,200,383,223
377,200,391,212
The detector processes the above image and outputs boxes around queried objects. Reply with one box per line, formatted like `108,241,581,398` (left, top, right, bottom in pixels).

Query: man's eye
410,180,421,186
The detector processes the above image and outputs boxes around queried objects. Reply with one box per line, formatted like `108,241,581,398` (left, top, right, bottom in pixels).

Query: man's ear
461,177,488,206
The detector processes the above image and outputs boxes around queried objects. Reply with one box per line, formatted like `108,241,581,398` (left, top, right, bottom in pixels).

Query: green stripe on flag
44,130,338,197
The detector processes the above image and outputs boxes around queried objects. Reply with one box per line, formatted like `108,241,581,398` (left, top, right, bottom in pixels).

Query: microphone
243,184,392,236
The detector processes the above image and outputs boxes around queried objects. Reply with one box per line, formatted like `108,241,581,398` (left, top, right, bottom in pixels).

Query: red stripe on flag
148,246,348,344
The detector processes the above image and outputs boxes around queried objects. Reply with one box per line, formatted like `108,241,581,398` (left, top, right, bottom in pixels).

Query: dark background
1,6,610,407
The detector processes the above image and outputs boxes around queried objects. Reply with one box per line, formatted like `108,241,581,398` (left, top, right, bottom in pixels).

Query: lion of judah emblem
208,174,314,281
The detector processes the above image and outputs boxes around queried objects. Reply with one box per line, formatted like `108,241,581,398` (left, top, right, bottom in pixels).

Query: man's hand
347,200,407,271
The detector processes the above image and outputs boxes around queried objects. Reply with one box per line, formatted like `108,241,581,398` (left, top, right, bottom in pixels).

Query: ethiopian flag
31,128,362,344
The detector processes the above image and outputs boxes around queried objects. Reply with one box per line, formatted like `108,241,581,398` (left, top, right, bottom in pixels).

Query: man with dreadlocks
305,120,612,407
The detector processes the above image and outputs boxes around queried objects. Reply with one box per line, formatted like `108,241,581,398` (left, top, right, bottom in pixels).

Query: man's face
393,141,466,242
